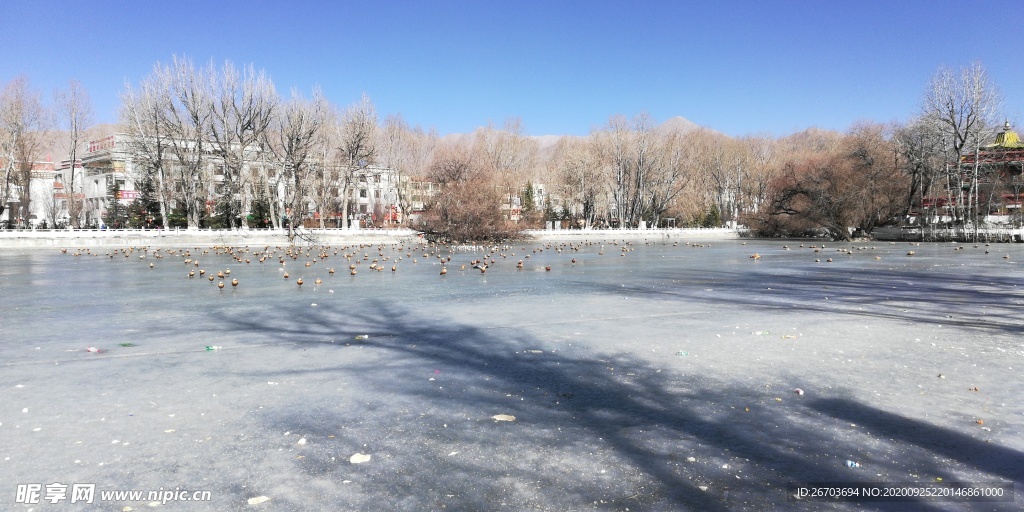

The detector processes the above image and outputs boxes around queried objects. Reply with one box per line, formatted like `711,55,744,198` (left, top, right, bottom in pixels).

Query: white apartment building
341,165,437,227
43,132,434,229
1,160,62,228
46,134,140,228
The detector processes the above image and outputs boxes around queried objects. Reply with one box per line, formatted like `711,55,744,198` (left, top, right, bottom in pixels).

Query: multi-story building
403,177,437,217
346,165,400,227
47,134,140,228
920,121,1024,220
961,121,1024,214
305,165,438,228
1,160,60,228
45,131,436,229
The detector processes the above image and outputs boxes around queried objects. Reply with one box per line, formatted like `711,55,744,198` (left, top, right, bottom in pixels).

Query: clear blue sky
2,1,1021,138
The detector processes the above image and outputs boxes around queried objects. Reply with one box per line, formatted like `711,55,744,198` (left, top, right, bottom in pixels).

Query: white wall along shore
0,227,741,249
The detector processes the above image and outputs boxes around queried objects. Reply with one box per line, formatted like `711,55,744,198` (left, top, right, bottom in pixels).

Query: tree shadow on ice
808,398,1024,483
596,266,1024,335
216,300,1019,511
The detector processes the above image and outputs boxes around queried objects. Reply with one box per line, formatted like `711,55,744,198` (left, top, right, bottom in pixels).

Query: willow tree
420,140,517,243
765,126,907,239
844,122,908,234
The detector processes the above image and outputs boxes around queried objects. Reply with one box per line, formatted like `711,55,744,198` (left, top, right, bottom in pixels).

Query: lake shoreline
0,227,741,249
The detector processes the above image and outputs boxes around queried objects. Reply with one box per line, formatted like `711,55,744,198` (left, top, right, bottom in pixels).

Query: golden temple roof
987,120,1023,149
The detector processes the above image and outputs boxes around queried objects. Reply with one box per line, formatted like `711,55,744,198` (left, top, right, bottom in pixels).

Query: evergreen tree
701,204,722,228
127,199,146,228
520,182,536,215
103,180,129,229
138,171,163,228
123,172,162,228
167,206,188,228
248,196,272,228
206,200,232,229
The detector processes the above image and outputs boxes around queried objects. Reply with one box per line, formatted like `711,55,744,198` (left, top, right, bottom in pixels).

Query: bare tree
760,126,907,239
304,101,341,230
335,94,377,228
251,147,280,229
380,115,411,220
893,118,946,229
0,76,50,228
270,88,330,239
379,114,435,225
698,131,748,226
679,129,721,223
120,70,174,228
420,139,518,242
628,113,659,226
207,61,277,229
551,136,603,228
647,127,699,227
593,115,633,227
591,113,663,227
160,57,214,229
738,135,779,220
54,80,93,228
38,180,62,228
702,134,783,229
921,62,1001,239
473,118,538,219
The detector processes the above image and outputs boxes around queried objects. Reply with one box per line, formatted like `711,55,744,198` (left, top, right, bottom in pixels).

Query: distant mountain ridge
655,116,701,134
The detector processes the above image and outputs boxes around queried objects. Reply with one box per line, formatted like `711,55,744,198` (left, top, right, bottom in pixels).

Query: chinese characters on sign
88,136,116,153
16,483,95,504
15,483,210,505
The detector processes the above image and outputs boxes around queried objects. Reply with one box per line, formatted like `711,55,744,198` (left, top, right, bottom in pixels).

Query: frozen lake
2,238,1022,510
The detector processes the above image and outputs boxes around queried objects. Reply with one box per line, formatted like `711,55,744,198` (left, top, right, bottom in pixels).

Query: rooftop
985,120,1023,149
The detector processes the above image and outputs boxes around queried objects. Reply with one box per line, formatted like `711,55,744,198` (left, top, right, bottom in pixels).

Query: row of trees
417,62,1007,242
120,57,465,239
542,63,1007,242
746,62,1007,240
2,59,1011,241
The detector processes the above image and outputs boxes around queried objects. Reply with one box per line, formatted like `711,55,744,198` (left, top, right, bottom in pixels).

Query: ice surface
1,239,1022,510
